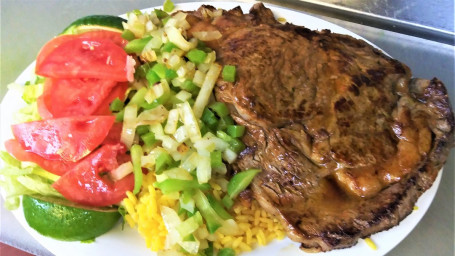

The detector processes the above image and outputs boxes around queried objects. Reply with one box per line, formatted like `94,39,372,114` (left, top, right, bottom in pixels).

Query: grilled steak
185,3,455,252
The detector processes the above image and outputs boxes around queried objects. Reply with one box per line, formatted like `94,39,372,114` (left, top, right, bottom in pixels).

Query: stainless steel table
1,1,454,255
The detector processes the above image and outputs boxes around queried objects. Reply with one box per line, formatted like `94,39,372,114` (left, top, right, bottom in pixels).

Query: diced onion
178,241,200,255
161,135,180,153
193,138,216,153
137,105,169,125
121,104,138,148
178,102,201,143
192,30,222,41
175,90,192,102
165,26,194,51
109,161,133,181
193,63,222,119
196,155,211,184
162,168,194,180
203,132,229,151
192,70,205,86
150,123,165,139
164,109,180,134
222,148,238,164
213,164,227,175
141,154,155,168
217,219,242,236
161,206,182,249
173,125,189,143
180,152,199,172
144,88,157,103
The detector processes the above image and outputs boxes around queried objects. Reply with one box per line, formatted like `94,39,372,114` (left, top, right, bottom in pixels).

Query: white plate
0,2,442,256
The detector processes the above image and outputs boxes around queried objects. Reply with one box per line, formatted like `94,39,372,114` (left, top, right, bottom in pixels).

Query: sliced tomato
12,116,115,162
37,78,118,118
93,82,129,115
4,139,75,176
36,35,75,70
78,30,129,48
52,143,134,207
36,31,128,69
101,122,123,145
36,36,133,81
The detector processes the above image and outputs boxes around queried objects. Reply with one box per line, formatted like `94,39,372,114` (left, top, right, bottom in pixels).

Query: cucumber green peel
61,15,126,35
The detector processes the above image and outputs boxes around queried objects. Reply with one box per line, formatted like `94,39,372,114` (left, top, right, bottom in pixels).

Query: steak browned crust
186,3,454,252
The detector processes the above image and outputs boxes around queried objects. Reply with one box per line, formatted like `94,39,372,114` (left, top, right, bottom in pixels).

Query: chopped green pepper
204,242,214,256
130,144,144,194
154,151,174,174
180,189,195,213
202,108,218,130
136,62,152,79
181,80,200,96
207,194,232,220
161,42,178,52
210,151,223,168
218,248,235,256
221,195,234,209
140,92,171,110
115,109,124,122
209,102,229,118
222,65,236,83
141,132,157,146
226,125,245,138
227,169,261,199
165,69,178,80
176,211,202,238
229,138,245,153
194,190,223,234
124,36,153,54
136,125,150,136
186,49,207,64
218,248,236,256
121,29,135,41
163,0,175,13
109,98,124,112
154,179,209,194
151,63,167,79
217,115,234,131
154,8,169,19
146,69,161,86
216,130,232,142
128,87,147,106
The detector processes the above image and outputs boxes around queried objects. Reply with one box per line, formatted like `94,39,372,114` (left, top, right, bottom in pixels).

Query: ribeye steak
186,3,454,252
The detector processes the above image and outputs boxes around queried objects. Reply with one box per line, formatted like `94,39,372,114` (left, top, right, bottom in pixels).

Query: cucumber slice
22,194,121,241
61,15,126,35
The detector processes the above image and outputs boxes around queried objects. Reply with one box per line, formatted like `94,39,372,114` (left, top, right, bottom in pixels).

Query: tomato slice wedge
93,82,129,116
5,139,75,176
37,78,118,118
36,31,128,69
52,143,134,207
36,36,133,81
12,116,115,162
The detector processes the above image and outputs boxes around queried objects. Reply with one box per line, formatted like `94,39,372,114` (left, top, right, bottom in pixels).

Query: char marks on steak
186,3,454,252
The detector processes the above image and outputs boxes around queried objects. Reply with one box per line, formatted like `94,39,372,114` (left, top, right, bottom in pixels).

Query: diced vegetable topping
2,2,268,254
222,65,236,82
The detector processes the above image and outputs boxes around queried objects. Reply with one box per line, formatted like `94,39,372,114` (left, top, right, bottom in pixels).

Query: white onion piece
121,104,138,148
192,63,222,119
109,161,133,181
192,30,222,41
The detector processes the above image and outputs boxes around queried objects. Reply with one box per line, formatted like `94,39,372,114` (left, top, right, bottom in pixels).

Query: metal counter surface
1,1,454,256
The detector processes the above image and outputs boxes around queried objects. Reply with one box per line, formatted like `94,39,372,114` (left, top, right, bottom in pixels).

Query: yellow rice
123,172,285,254
123,172,176,251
